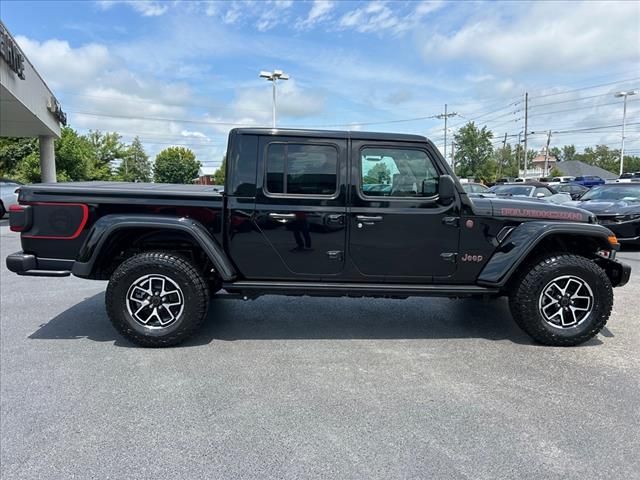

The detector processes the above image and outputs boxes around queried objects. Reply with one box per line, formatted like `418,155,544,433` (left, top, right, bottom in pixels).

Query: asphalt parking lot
1,219,639,480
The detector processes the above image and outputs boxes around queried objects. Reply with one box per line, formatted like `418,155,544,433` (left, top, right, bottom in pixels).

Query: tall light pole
614,90,637,176
259,69,289,128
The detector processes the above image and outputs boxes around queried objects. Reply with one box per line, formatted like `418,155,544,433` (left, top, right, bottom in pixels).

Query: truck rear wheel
509,254,613,346
105,251,209,347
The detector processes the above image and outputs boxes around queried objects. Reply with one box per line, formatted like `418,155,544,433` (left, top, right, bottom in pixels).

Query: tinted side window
535,187,552,197
266,143,338,196
361,147,439,198
266,144,285,193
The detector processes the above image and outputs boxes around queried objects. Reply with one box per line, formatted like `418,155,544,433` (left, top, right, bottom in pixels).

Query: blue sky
2,0,639,167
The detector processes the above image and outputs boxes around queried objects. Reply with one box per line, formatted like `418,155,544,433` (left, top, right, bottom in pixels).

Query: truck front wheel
105,251,209,347
509,254,613,346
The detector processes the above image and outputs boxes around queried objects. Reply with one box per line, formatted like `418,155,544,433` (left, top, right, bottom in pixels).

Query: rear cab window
265,143,338,196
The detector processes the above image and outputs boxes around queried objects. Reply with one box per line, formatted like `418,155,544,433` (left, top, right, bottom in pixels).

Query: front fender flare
72,214,237,281
477,221,614,288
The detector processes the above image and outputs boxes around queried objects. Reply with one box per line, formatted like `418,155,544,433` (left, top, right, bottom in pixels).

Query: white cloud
414,0,443,17
255,0,295,31
296,0,335,29
223,2,243,24
421,1,640,72
97,1,169,16
181,130,209,139
273,0,293,8
465,73,495,83
232,79,325,122
338,0,443,35
15,36,112,89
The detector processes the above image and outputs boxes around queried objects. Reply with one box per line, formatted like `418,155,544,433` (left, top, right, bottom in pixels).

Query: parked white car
548,176,576,185
615,172,640,183
0,179,21,218
485,182,572,204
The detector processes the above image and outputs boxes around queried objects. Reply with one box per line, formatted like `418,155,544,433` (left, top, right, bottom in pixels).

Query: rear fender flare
72,214,236,280
477,221,614,287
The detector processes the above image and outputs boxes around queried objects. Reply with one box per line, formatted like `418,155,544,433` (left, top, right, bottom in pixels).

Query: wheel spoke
158,305,176,326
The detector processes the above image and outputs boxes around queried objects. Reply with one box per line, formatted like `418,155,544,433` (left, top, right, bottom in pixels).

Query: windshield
488,185,534,196
580,185,640,202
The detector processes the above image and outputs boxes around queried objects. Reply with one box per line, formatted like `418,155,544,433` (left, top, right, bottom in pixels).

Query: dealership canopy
0,20,66,182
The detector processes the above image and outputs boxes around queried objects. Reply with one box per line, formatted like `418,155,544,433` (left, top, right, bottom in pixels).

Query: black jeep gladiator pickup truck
6,128,631,347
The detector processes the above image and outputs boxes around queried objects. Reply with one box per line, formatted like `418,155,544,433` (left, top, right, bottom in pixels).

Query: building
1,20,65,182
551,160,617,180
194,166,218,185
520,146,557,178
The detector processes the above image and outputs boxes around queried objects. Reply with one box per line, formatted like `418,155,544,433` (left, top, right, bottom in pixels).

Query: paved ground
1,218,639,480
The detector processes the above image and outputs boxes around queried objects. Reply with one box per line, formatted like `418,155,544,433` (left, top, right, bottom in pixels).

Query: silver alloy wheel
538,275,594,329
126,274,185,329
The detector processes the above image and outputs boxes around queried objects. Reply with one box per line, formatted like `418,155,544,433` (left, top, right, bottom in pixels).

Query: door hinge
442,216,459,227
327,250,344,261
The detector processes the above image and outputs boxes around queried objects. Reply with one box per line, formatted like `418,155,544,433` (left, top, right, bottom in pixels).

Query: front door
253,136,348,278
348,141,460,281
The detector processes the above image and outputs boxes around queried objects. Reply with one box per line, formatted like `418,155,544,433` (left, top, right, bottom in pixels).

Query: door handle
269,213,296,223
327,214,344,224
356,215,383,223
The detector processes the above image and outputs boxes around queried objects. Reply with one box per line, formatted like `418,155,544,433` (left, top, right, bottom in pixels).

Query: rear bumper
6,252,72,277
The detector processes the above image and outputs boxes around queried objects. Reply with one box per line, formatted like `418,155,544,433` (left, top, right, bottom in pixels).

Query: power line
530,77,640,99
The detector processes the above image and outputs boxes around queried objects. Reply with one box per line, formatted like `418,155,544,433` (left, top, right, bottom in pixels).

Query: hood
488,197,593,222
566,199,640,216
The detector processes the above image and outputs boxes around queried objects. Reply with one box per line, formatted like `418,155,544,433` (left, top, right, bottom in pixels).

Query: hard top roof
231,128,428,143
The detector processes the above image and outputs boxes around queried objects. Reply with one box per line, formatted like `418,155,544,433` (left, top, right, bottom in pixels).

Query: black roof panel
231,127,428,143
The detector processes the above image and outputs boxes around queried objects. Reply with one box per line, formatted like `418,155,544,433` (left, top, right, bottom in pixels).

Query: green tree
575,145,620,173
0,137,37,176
212,155,226,185
561,145,576,162
494,144,519,178
363,162,391,184
87,130,125,180
453,122,494,181
117,137,151,182
154,146,200,184
549,147,562,162
549,166,564,177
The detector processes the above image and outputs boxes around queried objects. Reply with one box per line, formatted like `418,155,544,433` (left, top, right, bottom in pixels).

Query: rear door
253,135,348,277
348,141,460,282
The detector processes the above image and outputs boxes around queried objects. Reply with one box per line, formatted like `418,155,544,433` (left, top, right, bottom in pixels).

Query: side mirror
536,192,546,198
438,175,456,205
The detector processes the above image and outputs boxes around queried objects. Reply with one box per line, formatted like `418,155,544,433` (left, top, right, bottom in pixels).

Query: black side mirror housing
439,175,456,205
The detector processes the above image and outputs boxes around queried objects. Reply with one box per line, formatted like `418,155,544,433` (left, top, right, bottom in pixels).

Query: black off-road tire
509,254,613,346
105,251,209,347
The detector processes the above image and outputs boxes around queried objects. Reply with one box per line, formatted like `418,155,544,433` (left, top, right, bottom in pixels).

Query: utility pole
543,130,552,177
436,104,458,165
614,90,637,176
451,141,456,174
523,92,528,179
497,132,507,178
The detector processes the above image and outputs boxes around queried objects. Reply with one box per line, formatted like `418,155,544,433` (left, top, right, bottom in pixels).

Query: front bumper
599,258,632,288
6,252,72,277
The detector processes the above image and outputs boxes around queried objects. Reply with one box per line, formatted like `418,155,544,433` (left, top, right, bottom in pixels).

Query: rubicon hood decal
499,207,585,221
